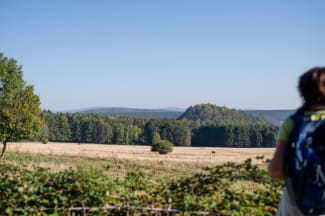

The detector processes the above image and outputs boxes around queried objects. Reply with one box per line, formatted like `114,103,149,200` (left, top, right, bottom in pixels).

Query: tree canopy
0,52,43,157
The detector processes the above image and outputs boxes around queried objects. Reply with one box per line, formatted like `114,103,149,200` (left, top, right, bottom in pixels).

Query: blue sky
1,0,325,111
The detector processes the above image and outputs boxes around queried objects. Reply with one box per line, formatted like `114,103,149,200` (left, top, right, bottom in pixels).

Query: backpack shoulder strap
288,111,306,144
284,111,309,206
284,111,305,176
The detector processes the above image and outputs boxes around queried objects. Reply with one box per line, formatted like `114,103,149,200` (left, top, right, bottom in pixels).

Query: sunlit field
8,142,274,164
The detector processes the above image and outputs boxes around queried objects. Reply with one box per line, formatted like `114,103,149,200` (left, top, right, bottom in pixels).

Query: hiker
268,67,325,215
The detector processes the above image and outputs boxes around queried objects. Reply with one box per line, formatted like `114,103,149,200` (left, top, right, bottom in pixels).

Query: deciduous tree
0,53,43,157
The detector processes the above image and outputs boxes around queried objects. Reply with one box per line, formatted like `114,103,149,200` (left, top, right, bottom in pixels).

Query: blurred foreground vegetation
0,152,282,215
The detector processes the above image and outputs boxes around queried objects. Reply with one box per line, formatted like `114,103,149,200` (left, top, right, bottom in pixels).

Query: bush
42,138,48,144
151,139,173,154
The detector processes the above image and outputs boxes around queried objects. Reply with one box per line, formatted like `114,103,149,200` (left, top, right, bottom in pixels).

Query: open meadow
7,142,275,164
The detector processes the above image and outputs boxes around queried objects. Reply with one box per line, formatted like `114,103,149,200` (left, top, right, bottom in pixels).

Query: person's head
298,67,325,107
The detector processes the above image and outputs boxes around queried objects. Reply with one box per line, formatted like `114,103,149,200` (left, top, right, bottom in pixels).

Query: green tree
152,131,161,145
39,122,49,144
143,121,157,144
80,116,96,143
126,125,141,144
53,114,71,141
97,119,113,144
113,124,125,144
41,110,57,140
68,113,82,143
0,53,43,157
172,124,191,146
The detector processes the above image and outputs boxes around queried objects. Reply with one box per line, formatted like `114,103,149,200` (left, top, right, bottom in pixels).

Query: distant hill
78,107,183,119
68,106,294,126
177,104,268,125
244,109,295,126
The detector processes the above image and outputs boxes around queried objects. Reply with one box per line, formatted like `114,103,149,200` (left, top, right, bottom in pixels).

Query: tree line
41,111,279,147
191,124,277,147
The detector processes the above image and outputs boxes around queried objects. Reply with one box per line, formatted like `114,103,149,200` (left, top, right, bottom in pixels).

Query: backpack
285,111,325,215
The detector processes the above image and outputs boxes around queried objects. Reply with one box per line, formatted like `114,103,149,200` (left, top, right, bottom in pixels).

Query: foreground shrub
0,164,119,215
150,158,283,215
0,156,282,215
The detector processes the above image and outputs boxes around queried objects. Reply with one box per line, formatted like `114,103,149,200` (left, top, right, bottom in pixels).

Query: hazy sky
1,0,324,111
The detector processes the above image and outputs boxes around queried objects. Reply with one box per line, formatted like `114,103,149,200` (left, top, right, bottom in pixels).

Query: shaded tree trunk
0,141,7,158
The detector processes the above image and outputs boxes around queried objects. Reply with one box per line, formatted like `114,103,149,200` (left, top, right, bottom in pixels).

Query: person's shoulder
277,117,295,142
282,117,295,132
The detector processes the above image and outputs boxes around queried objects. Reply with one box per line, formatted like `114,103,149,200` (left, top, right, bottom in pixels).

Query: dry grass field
7,142,275,165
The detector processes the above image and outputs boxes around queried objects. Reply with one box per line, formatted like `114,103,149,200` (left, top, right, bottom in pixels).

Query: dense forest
40,104,279,147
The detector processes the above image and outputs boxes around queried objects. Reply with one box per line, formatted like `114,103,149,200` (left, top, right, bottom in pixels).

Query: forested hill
79,107,183,119
71,106,293,126
177,104,267,125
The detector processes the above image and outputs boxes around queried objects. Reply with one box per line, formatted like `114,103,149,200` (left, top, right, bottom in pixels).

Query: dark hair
298,67,325,109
